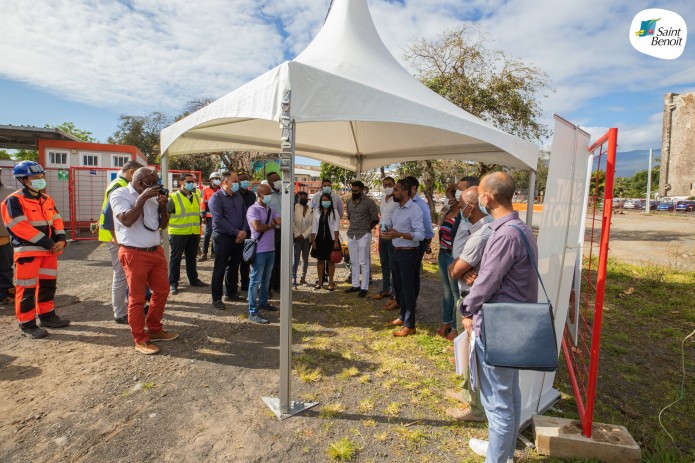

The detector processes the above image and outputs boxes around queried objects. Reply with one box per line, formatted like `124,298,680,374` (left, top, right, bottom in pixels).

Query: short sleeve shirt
247,203,279,253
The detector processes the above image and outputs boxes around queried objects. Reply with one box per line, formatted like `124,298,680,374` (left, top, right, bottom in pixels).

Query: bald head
133,167,154,185
132,167,159,193
481,172,515,207
461,186,479,205
257,183,271,197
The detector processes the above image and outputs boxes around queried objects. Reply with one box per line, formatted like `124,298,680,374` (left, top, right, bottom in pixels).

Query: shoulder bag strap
509,224,550,304
255,207,272,242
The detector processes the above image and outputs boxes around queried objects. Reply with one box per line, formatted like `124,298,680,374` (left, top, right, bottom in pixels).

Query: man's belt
121,245,160,252
440,248,452,255
394,246,417,251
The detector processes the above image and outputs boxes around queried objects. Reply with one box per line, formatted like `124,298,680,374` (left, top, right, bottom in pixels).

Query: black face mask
352,192,361,200
299,198,308,206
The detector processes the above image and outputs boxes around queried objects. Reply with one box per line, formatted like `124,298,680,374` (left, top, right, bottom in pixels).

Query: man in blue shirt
404,176,434,300
380,178,424,337
208,172,249,310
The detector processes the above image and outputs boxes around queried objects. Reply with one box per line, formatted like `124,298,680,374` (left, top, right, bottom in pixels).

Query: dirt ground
0,212,693,462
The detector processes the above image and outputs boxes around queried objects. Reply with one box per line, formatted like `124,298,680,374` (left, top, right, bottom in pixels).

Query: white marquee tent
160,0,541,419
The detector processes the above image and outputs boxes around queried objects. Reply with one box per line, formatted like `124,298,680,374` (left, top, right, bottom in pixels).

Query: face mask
321,200,331,209
322,186,331,194
383,187,393,196
231,182,239,193
455,189,463,201
478,195,491,216
29,179,47,191
184,182,196,192
262,195,272,205
299,198,308,206
273,180,282,191
352,192,361,200
461,205,474,223
240,180,250,190
213,179,221,186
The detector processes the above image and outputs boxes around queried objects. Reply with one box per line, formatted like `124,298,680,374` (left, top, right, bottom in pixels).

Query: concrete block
533,415,641,463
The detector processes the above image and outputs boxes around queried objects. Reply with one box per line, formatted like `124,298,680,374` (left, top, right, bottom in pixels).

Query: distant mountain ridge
614,149,660,178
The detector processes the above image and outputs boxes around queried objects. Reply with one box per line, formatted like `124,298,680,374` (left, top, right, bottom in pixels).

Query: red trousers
15,253,58,325
118,246,170,343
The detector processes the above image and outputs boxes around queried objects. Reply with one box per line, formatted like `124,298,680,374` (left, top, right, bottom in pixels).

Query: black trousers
169,234,200,286
211,232,243,302
270,234,281,291
0,242,14,295
393,248,418,329
414,240,427,299
202,217,214,255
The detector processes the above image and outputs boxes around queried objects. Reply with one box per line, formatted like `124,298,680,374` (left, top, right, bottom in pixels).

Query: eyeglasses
185,180,196,184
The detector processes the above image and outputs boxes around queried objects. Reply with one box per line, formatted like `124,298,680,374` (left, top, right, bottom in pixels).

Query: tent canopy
160,0,538,172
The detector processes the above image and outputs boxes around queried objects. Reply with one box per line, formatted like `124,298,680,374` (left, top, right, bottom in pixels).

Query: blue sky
1,0,693,166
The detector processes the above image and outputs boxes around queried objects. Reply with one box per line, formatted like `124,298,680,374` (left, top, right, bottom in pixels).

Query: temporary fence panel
562,128,617,438
150,167,202,191
70,167,119,240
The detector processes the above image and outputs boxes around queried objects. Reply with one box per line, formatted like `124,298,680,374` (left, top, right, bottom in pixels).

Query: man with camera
110,167,178,355
167,173,208,295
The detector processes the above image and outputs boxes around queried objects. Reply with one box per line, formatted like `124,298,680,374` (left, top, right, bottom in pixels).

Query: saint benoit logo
629,9,687,59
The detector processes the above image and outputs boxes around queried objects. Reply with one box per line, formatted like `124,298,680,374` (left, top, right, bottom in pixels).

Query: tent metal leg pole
526,170,536,226
263,92,318,419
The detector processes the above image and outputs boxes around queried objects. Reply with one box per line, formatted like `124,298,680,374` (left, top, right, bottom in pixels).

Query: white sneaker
469,438,488,457
468,439,514,462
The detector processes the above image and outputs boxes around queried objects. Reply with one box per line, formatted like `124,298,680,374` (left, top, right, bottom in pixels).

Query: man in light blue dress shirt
380,178,425,337
404,176,434,301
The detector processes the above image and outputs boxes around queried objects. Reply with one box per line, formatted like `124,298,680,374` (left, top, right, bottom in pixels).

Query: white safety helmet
209,172,222,180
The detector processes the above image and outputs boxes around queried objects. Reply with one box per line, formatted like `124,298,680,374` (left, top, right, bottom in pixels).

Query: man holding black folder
460,172,538,463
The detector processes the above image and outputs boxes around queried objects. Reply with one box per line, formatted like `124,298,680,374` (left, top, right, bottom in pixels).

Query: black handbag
480,224,558,372
242,208,271,264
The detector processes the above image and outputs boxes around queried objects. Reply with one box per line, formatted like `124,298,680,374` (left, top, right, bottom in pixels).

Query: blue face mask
240,180,250,190
231,182,239,192
184,182,196,192
321,200,331,209
478,195,491,216
262,194,272,205
30,179,47,191
322,186,331,194
212,179,221,186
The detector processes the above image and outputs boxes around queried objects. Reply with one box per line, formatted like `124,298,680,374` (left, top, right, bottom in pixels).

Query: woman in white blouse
293,191,313,285
311,193,341,290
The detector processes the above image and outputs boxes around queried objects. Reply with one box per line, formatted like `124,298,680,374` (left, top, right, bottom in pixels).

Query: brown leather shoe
149,330,179,342
135,341,160,355
393,327,416,337
445,388,469,405
384,300,400,310
388,318,403,326
445,405,486,422
371,292,392,300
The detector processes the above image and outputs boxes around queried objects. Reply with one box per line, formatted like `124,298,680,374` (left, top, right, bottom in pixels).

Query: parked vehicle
622,200,638,210
657,202,675,212
675,200,695,212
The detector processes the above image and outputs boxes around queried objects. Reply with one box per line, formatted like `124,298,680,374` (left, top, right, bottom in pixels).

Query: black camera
158,187,169,196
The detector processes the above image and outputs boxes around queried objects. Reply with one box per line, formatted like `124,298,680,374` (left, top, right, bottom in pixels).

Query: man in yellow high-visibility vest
98,161,143,323
167,173,208,295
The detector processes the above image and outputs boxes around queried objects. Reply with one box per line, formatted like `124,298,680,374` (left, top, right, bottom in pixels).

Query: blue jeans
378,238,394,294
437,250,459,330
248,251,275,315
476,337,520,463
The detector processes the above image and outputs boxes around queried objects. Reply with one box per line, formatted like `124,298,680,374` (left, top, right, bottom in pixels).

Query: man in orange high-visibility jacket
1,161,70,339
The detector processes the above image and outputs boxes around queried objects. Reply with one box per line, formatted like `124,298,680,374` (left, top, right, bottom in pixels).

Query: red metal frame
69,167,120,241
562,128,617,438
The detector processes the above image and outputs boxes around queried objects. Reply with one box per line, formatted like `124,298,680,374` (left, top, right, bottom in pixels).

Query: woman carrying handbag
311,193,341,291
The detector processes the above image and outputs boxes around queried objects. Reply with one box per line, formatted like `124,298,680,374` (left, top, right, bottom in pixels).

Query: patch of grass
373,431,389,442
327,437,357,461
142,381,155,390
338,366,360,380
384,402,402,417
358,399,375,413
395,425,428,448
362,419,377,428
320,402,346,419
358,374,371,384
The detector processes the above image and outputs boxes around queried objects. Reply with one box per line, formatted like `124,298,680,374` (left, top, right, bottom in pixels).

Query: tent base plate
262,397,319,420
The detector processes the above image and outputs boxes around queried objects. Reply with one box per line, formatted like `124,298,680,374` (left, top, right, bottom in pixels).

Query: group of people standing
0,158,539,462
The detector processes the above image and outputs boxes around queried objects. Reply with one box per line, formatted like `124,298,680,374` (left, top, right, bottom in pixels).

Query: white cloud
581,111,664,152
0,0,693,137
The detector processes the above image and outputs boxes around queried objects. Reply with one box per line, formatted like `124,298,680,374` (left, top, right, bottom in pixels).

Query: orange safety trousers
15,252,58,324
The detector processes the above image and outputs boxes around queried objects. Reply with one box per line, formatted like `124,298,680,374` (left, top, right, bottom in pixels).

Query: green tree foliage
402,26,553,211
169,153,218,181
12,149,38,162
108,112,170,164
49,122,96,142
613,167,660,198
0,150,12,160
320,162,355,187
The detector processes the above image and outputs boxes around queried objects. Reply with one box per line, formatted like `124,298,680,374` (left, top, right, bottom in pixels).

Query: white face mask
455,189,463,201
273,180,282,191
383,187,394,196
